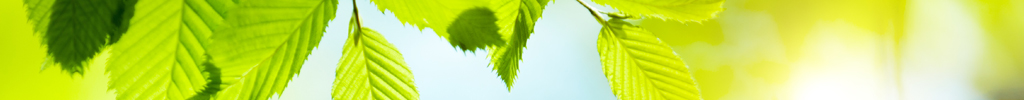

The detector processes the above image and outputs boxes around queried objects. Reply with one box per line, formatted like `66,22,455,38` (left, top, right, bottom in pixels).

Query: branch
352,0,362,29
576,0,607,25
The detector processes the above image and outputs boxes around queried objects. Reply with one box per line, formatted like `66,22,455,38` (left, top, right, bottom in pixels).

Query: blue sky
275,0,619,99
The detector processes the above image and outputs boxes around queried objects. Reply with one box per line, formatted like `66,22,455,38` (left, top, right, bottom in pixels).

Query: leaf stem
352,0,362,29
575,0,607,25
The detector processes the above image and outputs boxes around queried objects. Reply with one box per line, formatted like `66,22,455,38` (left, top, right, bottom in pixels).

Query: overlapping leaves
21,0,725,99
104,0,229,99
370,0,551,90
367,0,488,41
205,0,337,99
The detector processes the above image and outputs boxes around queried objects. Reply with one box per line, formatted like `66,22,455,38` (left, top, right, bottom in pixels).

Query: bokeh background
2,0,1022,100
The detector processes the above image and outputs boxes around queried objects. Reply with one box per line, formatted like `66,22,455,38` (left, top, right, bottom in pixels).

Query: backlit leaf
205,0,338,99
368,0,499,51
597,18,702,100
589,0,724,22
105,0,228,99
485,0,550,90
332,14,419,100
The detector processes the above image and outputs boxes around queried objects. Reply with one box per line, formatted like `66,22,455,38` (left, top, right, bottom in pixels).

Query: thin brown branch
352,0,362,29
575,0,607,25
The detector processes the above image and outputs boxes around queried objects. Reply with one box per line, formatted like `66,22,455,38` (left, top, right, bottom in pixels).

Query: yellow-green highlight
0,0,112,99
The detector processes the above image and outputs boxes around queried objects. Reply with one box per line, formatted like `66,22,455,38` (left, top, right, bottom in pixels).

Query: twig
352,0,362,29
575,0,607,25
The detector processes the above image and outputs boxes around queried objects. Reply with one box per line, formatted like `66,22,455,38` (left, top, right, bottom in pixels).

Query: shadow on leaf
446,7,503,52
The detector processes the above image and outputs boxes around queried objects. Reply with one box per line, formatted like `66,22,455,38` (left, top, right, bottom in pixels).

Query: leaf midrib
113,0,214,98
602,22,682,100
227,0,330,98
357,30,414,99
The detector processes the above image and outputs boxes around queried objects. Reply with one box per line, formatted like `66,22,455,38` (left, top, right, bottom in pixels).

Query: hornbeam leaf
105,0,228,99
589,0,724,22
24,0,135,74
485,0,550,90
597,18,702,100
205,0,338,99
332,15,419,100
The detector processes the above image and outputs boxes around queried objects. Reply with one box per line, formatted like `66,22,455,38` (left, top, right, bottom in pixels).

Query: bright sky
274,0,619,100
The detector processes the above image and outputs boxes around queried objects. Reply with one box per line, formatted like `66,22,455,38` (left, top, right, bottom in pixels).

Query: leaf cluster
23,0,722,99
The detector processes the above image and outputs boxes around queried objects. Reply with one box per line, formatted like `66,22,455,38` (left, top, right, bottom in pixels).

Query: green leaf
104,0,228,99
485,0,550,90
597,18,702,100
24,0,53,37
205,0,337,99
589,0,724,22
369,0,553,90
332,14,419,100
24,0,136,75
110,0,137,44
368,0,498,51
446,8,504,52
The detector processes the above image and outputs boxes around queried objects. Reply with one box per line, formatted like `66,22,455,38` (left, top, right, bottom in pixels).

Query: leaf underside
589,0,724,22
25,0,135,75
332,15,419,100
104,0,228,99
597,18,702,100
206,0,337,99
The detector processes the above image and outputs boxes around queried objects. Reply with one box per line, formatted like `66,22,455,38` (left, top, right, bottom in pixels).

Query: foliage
447,8,504,52
105,0,229,99
204,0,338,99
369,0,553,90
486,0,551,90
24,0,135,74
21,0,722,99
589,0,724,22
366,0,490,50
597,18,702,100
332,13,419,100
580,0,722,99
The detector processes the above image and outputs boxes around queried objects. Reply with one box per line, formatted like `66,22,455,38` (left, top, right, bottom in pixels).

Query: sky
275,0,619,100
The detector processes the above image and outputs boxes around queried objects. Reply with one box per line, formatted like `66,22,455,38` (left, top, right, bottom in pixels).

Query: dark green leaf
25,0,137,75
447,8,504,52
